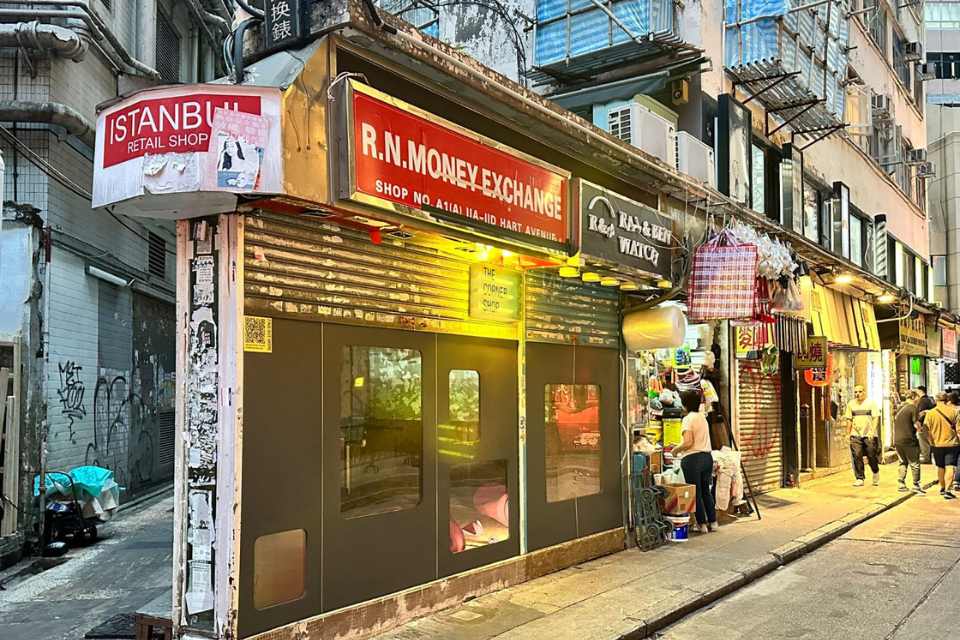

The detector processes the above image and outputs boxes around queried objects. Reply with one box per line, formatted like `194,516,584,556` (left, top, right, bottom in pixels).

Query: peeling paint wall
437,0,535,84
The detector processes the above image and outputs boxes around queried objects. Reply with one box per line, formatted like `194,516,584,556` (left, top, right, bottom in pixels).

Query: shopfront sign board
469,264,521,322
338,81,570,251
899,317,927,356
264,0,305,51
576,179,674,280
927,323,942,358
795,336,827,369
93,85,284,215
944,327,958,362
735,325,772,359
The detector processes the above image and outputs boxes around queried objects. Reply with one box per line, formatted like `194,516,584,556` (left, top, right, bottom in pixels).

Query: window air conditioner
907,148,927,164
917,62,936,81
917,161,936,178
608,104,677,166
676,131,716,188
905,42,923,62
871,94,893,122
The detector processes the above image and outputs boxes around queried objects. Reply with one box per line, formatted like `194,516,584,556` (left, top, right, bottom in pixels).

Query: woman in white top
672,389,718,533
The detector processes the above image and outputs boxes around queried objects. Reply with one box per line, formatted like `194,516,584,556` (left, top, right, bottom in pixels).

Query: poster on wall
576,179,674,280
943,327,958,363
336,80,571,251
93,85,283,215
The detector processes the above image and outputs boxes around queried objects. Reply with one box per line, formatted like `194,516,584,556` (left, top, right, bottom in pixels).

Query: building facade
0,0,224,563
81,1,957,639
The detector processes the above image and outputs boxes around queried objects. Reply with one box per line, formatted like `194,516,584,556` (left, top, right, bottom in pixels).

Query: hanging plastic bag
688,229,758,321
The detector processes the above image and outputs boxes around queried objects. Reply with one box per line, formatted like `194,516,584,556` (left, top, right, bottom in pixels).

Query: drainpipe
0,2,160,79
0,101,95,148
0,21,87,61
136,0,157,71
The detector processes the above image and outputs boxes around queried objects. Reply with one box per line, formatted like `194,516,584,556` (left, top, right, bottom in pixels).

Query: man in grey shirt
894,390,923,493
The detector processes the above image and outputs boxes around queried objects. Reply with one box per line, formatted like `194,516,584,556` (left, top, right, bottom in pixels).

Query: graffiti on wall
57,361,87,444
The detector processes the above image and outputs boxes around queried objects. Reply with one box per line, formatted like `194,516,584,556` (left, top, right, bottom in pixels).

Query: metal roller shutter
736,360,783,494
243,212,518,340
524,271,619,348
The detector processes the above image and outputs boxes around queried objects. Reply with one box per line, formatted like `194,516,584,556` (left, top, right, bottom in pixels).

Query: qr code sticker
244,316,273,353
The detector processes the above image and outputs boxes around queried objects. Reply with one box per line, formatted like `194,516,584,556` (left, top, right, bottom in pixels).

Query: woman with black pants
673,390,718,533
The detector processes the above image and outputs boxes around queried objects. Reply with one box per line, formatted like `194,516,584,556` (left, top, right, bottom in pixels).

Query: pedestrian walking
917,386,935,463
922,393,960,500
893,390,923,494
845,385,881,487
951,392,960,492
673,390,718,534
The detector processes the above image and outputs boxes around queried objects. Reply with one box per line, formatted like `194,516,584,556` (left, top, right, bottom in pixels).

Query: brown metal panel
239,318,325,637
436,335,520,577
525,343,622,551
321,324,438,612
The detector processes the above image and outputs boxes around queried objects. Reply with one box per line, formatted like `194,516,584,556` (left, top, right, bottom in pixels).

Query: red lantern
804,354,833,387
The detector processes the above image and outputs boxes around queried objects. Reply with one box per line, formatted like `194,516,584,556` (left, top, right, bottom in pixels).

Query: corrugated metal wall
524,271,620,348
736,360,783,494
244,212,518,340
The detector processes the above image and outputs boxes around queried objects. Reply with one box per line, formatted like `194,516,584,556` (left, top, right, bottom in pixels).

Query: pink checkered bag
687,230,758,321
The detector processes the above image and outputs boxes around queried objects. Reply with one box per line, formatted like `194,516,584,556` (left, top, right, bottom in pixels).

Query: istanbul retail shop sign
577,180,674,279
346,83,570,246
93,85,283,208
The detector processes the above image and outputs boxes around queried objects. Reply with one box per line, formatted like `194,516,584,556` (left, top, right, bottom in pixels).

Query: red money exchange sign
349,87,569,245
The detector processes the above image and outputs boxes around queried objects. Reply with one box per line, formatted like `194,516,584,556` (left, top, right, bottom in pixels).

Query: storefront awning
810,284,880,351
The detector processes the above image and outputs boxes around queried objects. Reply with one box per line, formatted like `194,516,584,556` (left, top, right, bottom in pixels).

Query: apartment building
0,0,223,564
387,0,931,292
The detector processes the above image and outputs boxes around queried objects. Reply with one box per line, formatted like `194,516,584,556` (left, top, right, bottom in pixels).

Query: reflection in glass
449,460,509,553
340,346,422,518
545,384,601,502
253,529,306,609
440,370,480,461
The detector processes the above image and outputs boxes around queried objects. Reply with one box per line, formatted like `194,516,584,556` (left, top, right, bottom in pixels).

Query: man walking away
922,393,960,500
893,390,923,493
917,386,935,463
845,385,881,487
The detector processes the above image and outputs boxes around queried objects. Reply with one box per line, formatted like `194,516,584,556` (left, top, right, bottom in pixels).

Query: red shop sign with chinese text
349,87,569,245
944,327,958,363
101,93,263,168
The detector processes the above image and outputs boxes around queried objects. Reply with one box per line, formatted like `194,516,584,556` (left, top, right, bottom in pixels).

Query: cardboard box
658,482,697,515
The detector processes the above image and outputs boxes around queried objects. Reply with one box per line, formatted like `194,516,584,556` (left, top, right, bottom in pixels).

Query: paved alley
655,485,960,640
0,492,173,640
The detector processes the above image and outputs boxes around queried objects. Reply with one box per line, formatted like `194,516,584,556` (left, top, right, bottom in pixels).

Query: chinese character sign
264,0,303,50
795,336,827,369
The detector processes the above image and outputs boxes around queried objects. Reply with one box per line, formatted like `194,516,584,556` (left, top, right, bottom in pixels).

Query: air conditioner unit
871,94,893,122
613,104,677,166
917,62,937,81
676,131,716,188
917,161,936,178
907,148,927,164
905,41,923,62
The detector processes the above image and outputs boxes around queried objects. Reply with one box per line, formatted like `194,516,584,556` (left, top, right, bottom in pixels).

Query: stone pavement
374,466,940,640
0,491,173,640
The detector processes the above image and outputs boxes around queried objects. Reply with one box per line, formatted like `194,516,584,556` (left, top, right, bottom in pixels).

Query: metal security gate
524,270,619,347
244,212,517,341
736,360,783,494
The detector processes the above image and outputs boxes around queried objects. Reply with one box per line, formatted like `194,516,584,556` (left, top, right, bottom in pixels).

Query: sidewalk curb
624,481,938,639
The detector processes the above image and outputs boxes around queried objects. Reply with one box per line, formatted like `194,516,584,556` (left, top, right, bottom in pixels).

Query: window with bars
608,107,632,142
148,232,166,279
863,0,887,56
156,9,181,83
893,34,911,88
